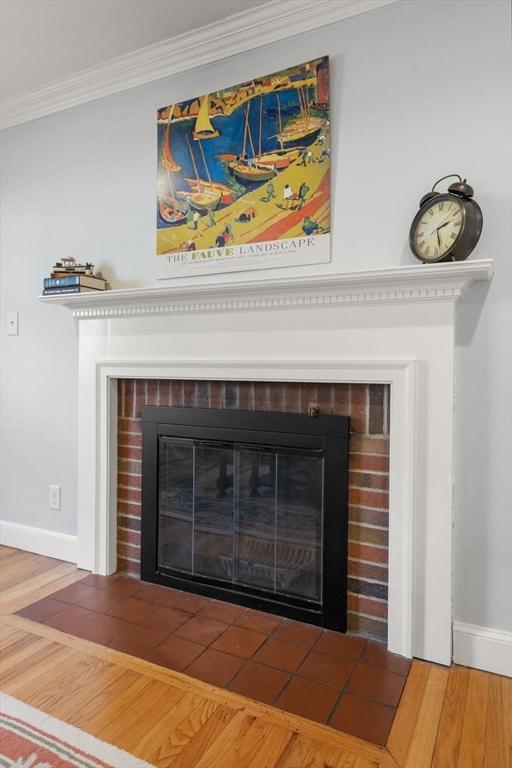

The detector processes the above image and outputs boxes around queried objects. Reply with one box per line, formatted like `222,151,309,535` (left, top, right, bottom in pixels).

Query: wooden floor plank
457,668,490,768
431,666,470,768
402,664,449,768
386,660,430,766
275,733,319,768
193,710,256,768
126,690,216,762
169,704,239,768
484,673,511,768
246,722,295,768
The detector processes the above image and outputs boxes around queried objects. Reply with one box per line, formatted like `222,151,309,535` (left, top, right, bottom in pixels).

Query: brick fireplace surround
117,379,391,641
40,261,494,666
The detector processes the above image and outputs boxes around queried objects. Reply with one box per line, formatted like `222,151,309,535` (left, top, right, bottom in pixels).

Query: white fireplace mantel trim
40,260,494,319
87,357,416,658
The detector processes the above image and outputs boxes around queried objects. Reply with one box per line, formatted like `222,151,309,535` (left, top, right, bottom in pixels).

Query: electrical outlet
7,311,19,335
49,485,61,510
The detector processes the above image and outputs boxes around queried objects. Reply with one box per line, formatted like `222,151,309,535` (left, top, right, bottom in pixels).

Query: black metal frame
141,406,349,631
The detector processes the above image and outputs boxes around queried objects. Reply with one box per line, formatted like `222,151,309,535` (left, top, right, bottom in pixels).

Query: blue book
43,275,106,290
42,285,102,295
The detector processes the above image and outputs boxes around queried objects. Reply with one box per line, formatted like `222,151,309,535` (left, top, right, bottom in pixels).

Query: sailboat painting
156,57,330,279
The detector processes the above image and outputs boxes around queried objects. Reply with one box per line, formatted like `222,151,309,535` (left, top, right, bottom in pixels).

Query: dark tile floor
17,575,411,745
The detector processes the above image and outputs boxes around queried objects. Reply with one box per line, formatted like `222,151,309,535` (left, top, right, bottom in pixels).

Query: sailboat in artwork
177,135,222,212
276,84,325,147
228,100,277,183
192,95,219,139
158,105,186,226
253,94,301,169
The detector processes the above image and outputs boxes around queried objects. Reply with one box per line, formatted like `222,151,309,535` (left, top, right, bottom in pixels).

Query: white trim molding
453,622,512,677
39,260,494,319
0,520,78,564
0,0,398,130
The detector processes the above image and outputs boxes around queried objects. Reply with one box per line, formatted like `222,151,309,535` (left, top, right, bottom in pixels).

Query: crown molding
1,0,398,130
39,259,494,319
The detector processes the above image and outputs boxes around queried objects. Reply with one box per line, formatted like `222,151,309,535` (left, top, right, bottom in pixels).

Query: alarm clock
409,174,483,263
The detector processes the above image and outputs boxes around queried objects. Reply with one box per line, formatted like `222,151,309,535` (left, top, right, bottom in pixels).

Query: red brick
348,524,388,547
209,381,224,408
350,384,368,434
267,382,284,411
117,472,141,490
349,543,388,564
118,459,141,476
118,487,142,504
349,507,388,528
118,431,142,449
122,380,135,418
283,382,301,412
350,453,390,472
238,381,255,410
158,381,171,406
316,383,333,413
117,500,141,517
147,380,159,405
349,471,389,491
349,488,388,509
117,542,140,561
348,594,388,619
348,613,387,642
118,529,141,546
118,418,141,435
348,559,388,583
117,557,139,577
134,380,146,417
118,445,142,461
333,384,350,412
301,383,318,413
170,380,184,406
350,436,390,455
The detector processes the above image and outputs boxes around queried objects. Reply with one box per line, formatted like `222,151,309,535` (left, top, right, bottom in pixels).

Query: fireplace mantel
51,258,494,668
39,260,494,318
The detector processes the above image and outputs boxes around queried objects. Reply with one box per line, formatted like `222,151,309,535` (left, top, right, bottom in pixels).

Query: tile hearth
17,574,410,745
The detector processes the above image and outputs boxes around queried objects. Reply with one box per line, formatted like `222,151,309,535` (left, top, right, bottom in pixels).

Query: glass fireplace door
157,437,324,605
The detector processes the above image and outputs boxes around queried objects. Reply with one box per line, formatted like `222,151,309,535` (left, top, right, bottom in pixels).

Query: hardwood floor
1,547,510,768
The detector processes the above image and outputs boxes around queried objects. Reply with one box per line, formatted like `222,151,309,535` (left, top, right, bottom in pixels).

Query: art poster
156,57,330,279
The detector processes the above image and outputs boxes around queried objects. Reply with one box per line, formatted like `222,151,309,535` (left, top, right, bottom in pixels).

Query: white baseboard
0,520,78,564
453,621,512,677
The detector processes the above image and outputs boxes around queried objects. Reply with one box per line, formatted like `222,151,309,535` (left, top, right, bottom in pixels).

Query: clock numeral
418,240,426,248
433,248,438,256
439,202,444,211
425,246,431,255
428,209,434,216
450,232,457,240
417,231,424,237
454,220,462,227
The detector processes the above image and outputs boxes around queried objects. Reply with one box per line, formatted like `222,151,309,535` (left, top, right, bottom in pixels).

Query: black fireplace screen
141,406,349,630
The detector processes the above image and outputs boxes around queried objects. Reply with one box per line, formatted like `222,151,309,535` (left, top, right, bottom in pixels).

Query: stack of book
42,258,108,295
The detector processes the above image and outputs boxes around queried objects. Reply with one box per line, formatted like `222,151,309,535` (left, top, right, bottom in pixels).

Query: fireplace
140,406,349,630
41,261,494,663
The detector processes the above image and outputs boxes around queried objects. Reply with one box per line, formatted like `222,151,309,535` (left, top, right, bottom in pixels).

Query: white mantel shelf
39,259,494,319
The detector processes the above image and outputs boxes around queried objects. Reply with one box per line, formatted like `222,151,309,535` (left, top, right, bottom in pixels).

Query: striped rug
0,693,154,768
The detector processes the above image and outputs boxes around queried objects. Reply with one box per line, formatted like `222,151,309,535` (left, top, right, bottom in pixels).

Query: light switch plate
7,312,19,335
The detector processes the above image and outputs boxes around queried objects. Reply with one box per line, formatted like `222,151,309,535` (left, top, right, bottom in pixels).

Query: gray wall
1,0,510,633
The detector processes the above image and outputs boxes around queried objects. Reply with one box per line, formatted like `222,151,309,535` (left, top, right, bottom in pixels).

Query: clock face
412,197,464,262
